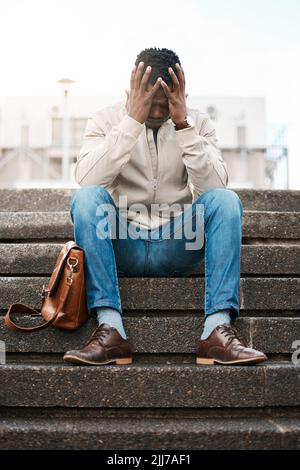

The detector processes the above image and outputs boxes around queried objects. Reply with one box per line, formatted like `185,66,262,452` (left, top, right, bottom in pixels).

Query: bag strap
4,303,60,332
4,273,73,333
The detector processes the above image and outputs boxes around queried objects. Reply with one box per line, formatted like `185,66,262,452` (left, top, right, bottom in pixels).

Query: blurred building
0,95,288,188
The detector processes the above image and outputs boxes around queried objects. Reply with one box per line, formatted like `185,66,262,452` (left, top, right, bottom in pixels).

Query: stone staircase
0,188,300,450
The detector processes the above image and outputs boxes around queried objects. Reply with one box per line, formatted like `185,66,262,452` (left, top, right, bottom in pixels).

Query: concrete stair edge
1,243,300,275
1,408,300,450
1,360,300,409
1,211,300,240
1,277,300,311
1,188,300,212
1,316,299,354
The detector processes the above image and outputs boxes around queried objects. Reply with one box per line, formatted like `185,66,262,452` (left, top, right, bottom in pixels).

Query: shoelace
87,326,110,345
217,324,244,346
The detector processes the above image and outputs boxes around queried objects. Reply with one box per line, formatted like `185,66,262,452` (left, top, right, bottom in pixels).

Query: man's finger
168,66,180,90
175,63,185,90
125,90,130,111
160,80,171,98
149,76,162,97
130,66,136,90
175,62,185,75
133,61,145,90
140,65,152,91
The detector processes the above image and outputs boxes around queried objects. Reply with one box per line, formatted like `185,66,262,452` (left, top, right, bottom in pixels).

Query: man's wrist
128,114,145,125
174,116,194,131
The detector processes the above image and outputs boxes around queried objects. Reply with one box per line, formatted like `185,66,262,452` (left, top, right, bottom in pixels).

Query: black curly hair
134,47,181,86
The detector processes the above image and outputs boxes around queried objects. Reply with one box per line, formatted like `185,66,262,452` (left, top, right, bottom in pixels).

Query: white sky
1,0,300,188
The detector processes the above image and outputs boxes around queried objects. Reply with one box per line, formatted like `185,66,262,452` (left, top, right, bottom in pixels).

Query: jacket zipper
151,128,160,203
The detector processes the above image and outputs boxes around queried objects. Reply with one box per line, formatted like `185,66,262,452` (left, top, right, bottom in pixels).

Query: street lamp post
57,78,74,183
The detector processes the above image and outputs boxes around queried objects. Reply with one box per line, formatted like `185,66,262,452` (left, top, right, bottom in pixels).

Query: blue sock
96,307,127,340
201,310,231,340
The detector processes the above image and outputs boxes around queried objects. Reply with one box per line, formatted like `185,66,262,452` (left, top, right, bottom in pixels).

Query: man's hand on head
125,61,162,124
160,63,187,127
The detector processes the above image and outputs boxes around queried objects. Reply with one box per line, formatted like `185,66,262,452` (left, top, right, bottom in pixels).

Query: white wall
188,96,267,149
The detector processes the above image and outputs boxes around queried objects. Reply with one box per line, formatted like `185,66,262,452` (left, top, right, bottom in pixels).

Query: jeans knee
70,185,113,217
227,190,243,215
217,189,243,217
199,188,243,218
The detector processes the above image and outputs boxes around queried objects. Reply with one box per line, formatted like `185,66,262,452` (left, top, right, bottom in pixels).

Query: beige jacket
74,101,229,230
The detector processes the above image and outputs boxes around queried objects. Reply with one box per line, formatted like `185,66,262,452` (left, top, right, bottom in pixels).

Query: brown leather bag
4,241,88,332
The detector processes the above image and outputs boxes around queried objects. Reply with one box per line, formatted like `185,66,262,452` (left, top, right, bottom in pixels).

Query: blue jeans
70,186,243,321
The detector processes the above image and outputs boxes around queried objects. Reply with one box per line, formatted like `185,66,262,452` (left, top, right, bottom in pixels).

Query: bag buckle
40,284,50,299
66,257,78,286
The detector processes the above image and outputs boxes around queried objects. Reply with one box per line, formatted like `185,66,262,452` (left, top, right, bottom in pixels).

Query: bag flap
48,241,83,295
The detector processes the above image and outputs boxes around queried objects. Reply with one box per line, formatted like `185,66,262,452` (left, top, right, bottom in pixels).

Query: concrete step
1,316,299,354
1,277,299,311
1,188,300,212
1,357,299,408
1,211,300,240
2,243,300,275
1,408,300,450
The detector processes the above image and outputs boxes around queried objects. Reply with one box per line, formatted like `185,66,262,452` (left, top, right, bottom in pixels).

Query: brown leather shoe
63,323,133,365
196,323,268,365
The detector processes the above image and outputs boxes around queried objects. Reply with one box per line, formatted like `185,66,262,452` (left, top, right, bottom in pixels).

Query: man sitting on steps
63,47,267,366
